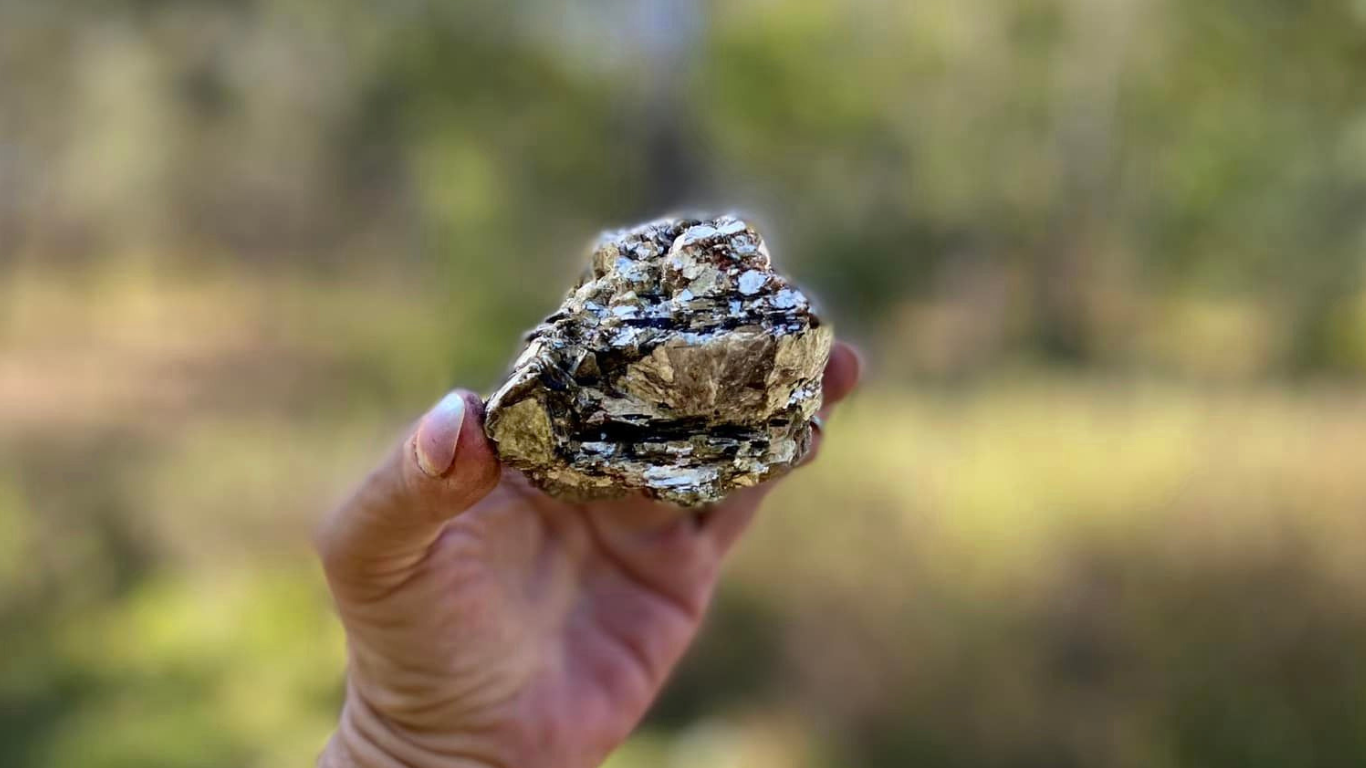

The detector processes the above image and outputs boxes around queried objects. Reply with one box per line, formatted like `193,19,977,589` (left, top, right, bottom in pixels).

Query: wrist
318,716,407,768
319,691,498,768
318,734,368,768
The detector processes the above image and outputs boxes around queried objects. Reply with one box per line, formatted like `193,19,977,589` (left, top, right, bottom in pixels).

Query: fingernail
415,392,467,477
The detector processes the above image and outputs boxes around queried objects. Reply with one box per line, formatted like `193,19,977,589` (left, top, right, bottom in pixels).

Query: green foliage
8,0,1366,373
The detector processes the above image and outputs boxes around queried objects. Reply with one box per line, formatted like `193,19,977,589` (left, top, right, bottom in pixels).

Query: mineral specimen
484,215,832,507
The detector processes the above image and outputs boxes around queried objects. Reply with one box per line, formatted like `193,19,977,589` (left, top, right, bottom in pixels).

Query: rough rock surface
484,215,832,507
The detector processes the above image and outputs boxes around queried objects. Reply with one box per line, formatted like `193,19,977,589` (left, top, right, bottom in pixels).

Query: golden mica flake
485,215,832,507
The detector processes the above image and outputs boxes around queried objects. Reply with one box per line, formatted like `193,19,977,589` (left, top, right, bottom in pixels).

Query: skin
316,341,862,768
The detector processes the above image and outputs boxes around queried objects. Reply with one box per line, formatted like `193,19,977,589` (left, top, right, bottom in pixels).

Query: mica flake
484,215,833,507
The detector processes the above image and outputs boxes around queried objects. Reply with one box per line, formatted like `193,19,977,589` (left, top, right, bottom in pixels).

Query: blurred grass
5,269,1366,767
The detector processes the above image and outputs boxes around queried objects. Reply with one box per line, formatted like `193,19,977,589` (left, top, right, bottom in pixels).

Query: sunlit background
5,1,1366,766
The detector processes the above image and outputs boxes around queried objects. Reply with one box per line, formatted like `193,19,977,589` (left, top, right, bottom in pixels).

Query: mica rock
484,215,833,507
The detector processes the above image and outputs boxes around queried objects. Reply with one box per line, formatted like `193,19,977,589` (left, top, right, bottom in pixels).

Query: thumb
315,389,501,593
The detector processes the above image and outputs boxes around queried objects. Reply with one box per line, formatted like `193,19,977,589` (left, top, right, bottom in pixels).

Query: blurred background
5,0,1366,766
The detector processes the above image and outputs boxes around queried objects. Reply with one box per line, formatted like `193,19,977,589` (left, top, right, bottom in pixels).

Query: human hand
315,342,862,768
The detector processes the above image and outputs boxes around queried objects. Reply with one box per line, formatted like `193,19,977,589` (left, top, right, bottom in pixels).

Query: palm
340,470,765,768
320,341,858,768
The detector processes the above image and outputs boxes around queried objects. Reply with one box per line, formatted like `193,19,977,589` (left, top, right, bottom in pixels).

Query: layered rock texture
485,215,832,506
